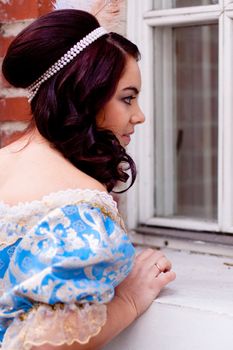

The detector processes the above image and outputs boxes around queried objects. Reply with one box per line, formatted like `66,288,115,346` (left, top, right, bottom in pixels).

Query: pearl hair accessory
27,26,107,102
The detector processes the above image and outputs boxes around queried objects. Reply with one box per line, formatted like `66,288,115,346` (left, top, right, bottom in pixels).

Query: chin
121,135,131,146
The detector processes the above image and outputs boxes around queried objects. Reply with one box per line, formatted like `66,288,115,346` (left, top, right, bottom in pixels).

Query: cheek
96,111,104,127
96,101,126,131
96,106,117,129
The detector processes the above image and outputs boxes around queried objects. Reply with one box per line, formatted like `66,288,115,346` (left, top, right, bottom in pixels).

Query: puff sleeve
0,202,135,349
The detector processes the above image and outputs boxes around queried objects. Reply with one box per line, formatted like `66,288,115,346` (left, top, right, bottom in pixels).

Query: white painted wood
154,28,175,216
145,216,219,231
218,11,225,230
154,28,165,216
125,0,141,229
104,304,233,350
225,0,233,7
202,26,215,219
144,5,221,19
162,28,175,216
219,13,233,232
226,5,233,11
127,0,154,226
129,230,233,257
103,249,233,350
225,8,233,15
137,26,155,224
144,11,220,26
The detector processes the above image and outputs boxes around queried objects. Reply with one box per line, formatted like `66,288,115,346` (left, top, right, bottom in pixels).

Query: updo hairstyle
2,10,140,192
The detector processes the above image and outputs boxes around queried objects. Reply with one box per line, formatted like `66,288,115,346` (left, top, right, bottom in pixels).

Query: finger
143,250,165,268
135,248,158,263
154,256,172,274
155,270,176,288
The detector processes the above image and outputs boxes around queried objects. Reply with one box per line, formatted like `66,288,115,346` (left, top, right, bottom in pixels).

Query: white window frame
126,0,233,234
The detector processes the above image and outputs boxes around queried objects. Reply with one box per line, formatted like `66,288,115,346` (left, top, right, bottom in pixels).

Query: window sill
130,228,233,258
103,248,233,350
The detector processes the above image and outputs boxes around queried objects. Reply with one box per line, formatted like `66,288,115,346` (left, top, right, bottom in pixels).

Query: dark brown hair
2,10,140,192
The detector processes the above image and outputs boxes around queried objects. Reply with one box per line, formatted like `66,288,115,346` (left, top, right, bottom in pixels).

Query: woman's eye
123,96,135,105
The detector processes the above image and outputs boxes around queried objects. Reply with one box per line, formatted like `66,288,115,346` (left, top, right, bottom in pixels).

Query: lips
122,132,134,146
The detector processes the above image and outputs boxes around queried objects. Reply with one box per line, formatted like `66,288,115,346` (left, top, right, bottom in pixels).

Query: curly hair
2,10,141,192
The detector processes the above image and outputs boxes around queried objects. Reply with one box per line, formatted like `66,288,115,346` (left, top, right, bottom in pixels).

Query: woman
0,8,176,350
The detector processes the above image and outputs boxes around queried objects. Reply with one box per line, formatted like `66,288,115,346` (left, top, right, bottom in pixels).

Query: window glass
154,24,218,220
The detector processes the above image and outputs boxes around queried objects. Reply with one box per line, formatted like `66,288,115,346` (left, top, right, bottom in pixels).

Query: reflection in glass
154,24,218,220
153,0,218,10
174,25,218,220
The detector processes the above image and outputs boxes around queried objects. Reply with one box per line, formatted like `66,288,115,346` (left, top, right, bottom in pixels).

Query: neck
2,127,50,154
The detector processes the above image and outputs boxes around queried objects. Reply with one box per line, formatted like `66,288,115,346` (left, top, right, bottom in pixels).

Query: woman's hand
31,249,175,350
115,248,176,319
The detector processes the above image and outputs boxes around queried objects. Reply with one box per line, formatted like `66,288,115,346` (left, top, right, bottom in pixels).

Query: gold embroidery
0,191,125,248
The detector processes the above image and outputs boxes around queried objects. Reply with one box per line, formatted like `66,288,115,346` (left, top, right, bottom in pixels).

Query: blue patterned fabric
0,201,135,344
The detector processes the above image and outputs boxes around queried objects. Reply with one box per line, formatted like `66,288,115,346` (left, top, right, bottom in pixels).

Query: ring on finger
155,263,163,273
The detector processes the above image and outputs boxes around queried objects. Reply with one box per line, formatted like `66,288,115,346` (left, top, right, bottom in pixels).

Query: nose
131,106,145,125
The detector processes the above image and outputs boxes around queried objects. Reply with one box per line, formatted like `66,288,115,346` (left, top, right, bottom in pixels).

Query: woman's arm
32,249,176,350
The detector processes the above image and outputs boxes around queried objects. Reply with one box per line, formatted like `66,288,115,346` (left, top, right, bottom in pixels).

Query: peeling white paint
1,20,33,37
0,88,28,98
0,121,28,134
0,0,12,5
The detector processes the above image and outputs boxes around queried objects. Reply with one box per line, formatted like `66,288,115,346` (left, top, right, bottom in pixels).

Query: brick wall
0,0,52,147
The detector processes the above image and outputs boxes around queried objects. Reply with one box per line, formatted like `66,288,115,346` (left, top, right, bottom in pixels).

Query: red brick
0,0,38,21
0,72,11,89
0,97,31,122
38,0,53,15
0,58,12,89
0,129,25,147
0,36,14,57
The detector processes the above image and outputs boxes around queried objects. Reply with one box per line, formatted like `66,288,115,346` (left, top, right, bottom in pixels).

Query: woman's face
96,56,145,147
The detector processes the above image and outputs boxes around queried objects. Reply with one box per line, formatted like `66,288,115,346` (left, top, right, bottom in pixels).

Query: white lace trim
1,303,107,350
0,188,117,214
0,188,124,249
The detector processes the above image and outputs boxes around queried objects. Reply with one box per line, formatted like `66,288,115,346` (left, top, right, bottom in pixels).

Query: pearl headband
27,26,108,102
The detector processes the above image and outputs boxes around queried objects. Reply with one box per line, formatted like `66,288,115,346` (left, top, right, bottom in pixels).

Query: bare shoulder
0,139,108,204
43,145,107,193
31,154,108,197
70,168,107,193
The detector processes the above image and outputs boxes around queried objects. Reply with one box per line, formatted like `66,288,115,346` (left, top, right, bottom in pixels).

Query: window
153,0,218,9
127,0,233,235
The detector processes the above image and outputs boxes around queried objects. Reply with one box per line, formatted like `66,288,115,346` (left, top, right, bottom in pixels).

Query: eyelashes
122,96,136,105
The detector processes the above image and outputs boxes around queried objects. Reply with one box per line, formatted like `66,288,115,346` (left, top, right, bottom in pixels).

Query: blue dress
0,189,135,349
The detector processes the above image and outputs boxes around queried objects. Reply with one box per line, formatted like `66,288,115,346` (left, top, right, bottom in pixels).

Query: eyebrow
122,86,140,94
